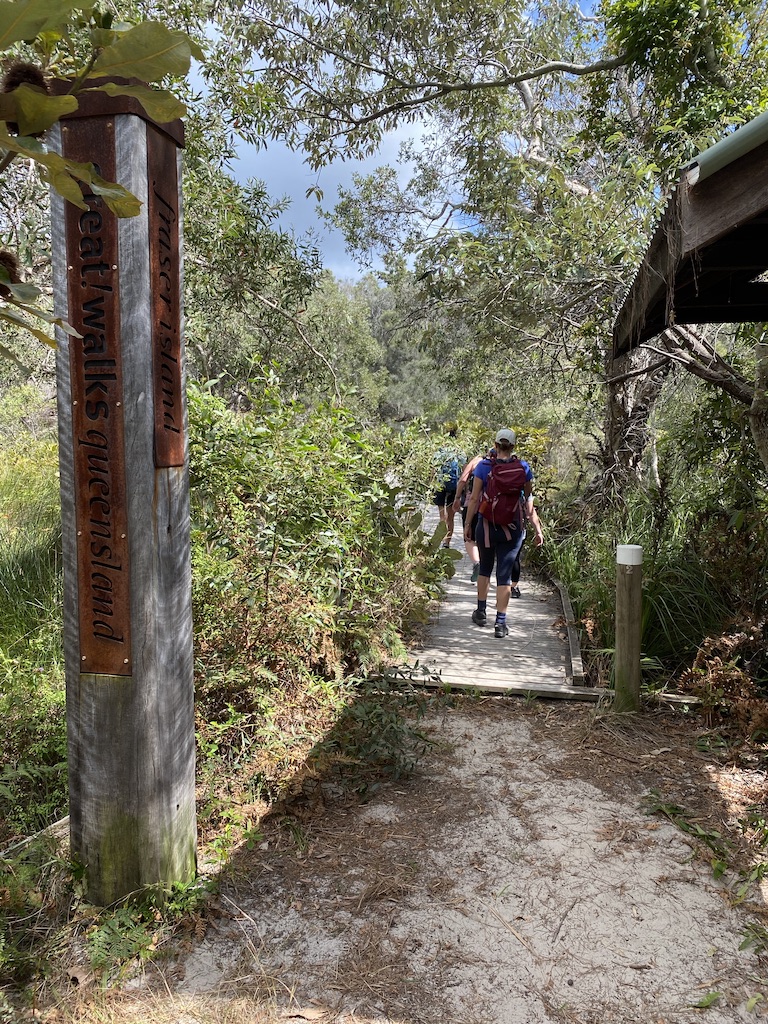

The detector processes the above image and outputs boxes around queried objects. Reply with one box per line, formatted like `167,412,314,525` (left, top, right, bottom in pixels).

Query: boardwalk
410,513,597,700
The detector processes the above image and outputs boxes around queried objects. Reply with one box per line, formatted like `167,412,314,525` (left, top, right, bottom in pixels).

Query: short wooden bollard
614,544,643,713
50,88,196,904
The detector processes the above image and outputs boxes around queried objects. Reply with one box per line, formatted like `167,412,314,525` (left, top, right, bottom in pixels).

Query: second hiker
431,428,463,548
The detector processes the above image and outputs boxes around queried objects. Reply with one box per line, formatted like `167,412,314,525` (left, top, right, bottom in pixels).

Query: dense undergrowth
187,381,453,830
0,436,67,841
543,387,768,717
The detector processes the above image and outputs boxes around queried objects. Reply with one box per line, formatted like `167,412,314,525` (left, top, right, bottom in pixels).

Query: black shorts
432,488,456,507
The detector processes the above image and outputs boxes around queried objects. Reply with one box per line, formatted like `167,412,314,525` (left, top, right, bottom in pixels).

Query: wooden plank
613,191,682,355
418,677,602,701
551,577,585,685
683,139,768,255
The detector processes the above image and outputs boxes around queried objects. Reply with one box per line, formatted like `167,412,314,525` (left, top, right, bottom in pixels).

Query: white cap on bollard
616,544,643,565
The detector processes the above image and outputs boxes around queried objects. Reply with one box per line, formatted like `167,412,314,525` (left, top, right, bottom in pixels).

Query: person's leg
444,489,457,542
510,529,527,597
493,529,525,637
471,524,495,625
434,489,451,546
464,511,480,577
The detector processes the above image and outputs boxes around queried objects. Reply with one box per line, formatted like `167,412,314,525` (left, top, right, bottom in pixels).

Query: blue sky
231,130,411,280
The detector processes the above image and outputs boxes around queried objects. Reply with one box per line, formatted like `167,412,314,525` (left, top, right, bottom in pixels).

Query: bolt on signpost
614,545,643,713
50,88,196,905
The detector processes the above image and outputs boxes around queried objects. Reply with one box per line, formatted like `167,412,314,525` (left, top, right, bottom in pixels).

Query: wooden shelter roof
613,111,768,357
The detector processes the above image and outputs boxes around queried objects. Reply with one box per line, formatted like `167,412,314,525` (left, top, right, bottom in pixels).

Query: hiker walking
431,430,463,548
463,428,544,638
452,449,490,582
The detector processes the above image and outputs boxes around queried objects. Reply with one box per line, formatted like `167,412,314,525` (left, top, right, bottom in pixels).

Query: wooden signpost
614,544,643,713
50,89,196,905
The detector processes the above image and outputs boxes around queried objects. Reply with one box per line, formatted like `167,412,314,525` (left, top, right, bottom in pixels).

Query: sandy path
136,700,768,1024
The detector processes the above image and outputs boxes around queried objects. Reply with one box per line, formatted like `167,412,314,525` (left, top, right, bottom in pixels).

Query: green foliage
85,906,158,974
741,923,768,954
545,368,768,687
0,835,69,991
312,676,434,793
188,380,453,819
689,990,721,1009
599,0,768,153
545,484,730,683
0,834,217,998
0,0,201,350
189,381,447,702
0,434,66,842
739,806,768,849
182,166,322,388
652,376,768,619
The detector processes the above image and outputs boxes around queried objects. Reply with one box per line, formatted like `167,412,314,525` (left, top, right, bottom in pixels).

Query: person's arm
523,483,544,547
463,475,484,539
453,456,479,512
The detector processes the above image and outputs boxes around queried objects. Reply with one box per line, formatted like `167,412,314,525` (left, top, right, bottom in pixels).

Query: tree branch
606,355,671,386
263,51,629,132
251,292,341,402
341,55,630,128
642,332,755,406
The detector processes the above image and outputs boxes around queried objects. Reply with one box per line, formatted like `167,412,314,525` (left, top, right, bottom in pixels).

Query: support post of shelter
50,88,196,904
614,545,643,713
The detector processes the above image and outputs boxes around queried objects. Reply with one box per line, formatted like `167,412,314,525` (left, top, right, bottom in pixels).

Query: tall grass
545,478,766,686
0,440,67,840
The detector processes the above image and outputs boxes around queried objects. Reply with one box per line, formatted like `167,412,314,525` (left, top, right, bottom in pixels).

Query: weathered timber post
49,88,196,904
614,544,643,713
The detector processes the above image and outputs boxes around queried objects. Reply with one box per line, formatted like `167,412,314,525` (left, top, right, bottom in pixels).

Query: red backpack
479,456,527,528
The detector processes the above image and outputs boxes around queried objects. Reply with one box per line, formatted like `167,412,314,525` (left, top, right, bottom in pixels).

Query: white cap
495,428,516,446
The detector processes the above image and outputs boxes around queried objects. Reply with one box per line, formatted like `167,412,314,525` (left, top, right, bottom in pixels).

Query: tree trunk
600,346,671,494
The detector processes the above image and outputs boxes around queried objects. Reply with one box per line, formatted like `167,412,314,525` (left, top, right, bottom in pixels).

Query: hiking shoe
510,586,521,599
470,562,480,583
471,609,487,627
494,622,510,639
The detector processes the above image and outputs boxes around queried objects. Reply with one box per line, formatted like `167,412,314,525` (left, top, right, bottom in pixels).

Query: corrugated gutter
683,108,768,185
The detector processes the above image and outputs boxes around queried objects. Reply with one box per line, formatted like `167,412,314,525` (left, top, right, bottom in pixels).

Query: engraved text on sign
62,118,132,676
148,127,184,467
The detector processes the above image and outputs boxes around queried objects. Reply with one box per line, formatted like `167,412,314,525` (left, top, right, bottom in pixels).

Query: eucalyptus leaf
92,82,186,123
0,126,47,159
41,163,88,209
88,26,118,47
89,173,142,218
0,307,56,347
690,991,721,1009
0,0,86,48
6,281,42,303
10,85,78,137
90,21,199,82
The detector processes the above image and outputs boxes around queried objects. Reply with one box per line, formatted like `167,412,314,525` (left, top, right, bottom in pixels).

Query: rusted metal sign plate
61,116,132,676
147,126,185,467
